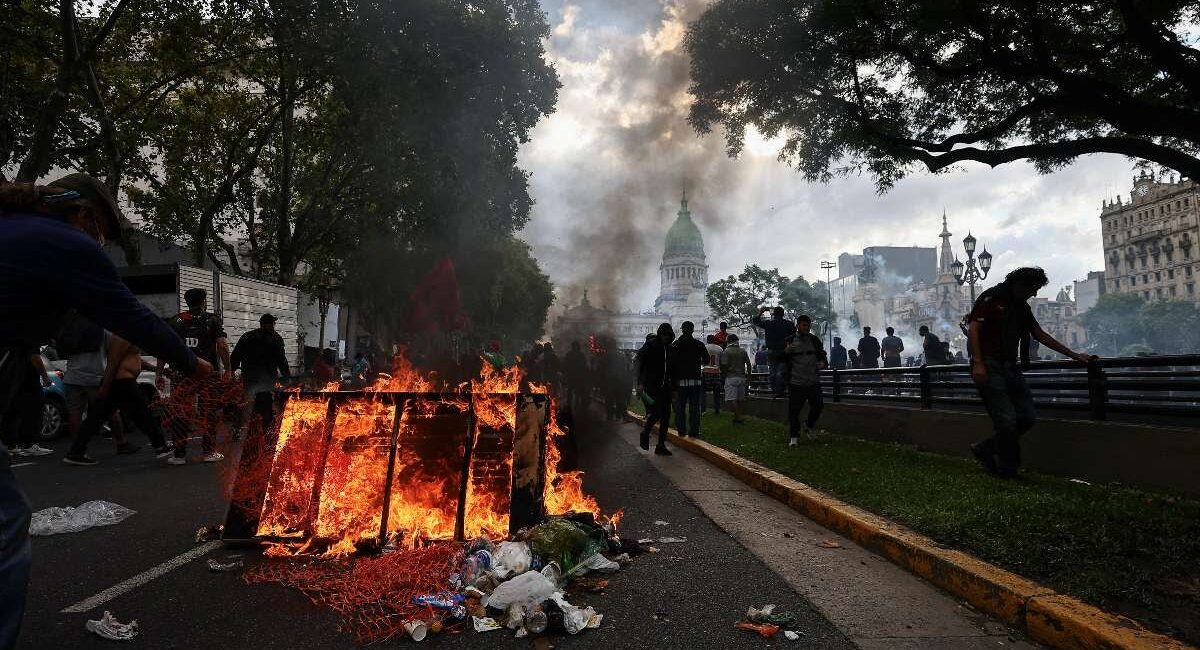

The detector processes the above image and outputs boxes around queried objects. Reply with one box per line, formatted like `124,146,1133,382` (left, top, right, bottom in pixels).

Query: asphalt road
14,411,853,649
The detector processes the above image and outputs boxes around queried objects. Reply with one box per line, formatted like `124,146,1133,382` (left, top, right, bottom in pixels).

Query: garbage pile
245,512,632,644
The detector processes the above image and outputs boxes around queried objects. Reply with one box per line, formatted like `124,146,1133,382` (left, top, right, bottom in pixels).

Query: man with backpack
161,288,230,465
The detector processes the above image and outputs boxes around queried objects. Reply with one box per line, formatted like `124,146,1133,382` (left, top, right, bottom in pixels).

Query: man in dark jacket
829,336,848,370
0,174,209,650
918,325,945,365
231,313,291,435
857,327,881,368
783,315,828,445
636,323,674,455
670,321,709,438
751,306,796,397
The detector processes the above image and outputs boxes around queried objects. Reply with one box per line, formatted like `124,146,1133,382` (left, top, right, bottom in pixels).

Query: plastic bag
85,611,139,641
526,519,602,572
492,541,533,579
483,570,557,611
564,553,620,580
30,501,136,536
548,593,602,635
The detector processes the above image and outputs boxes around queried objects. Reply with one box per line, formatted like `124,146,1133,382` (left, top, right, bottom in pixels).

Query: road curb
628,412,1194,650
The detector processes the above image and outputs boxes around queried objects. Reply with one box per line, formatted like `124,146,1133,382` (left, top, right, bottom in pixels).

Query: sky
518,0,1138,316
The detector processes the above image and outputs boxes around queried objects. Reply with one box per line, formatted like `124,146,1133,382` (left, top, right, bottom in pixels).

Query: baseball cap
46,173,124,238
260,313,277,324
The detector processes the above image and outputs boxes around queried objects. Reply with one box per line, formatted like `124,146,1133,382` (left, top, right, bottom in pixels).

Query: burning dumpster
223,386,559,555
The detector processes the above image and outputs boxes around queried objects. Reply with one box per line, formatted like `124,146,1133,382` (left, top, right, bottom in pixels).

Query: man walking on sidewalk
966,267,1093,478
719,334,752,423
670,321,708,438
784,315,827,446
636,323,675,455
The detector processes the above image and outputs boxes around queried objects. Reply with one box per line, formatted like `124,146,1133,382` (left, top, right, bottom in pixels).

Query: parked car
40,354,67,441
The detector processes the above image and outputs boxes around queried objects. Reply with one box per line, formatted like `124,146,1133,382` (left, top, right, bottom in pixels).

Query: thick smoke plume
522,1,756,316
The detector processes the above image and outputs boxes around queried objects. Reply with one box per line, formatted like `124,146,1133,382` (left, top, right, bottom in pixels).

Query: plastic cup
404,620,427,641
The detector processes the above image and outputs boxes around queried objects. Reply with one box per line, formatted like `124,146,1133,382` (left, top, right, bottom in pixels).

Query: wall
296,291,341,354
217,273,299,366
743,399,1200,497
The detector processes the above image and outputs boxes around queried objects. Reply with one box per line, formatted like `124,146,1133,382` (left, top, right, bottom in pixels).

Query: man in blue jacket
0,174,211,650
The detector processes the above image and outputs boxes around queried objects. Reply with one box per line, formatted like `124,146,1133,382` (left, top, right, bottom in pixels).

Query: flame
248,352,610,557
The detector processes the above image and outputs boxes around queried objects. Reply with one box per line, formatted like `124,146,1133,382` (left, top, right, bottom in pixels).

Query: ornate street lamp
952,231,992,302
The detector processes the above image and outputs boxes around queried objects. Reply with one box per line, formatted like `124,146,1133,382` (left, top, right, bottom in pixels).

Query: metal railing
748,354,1200,422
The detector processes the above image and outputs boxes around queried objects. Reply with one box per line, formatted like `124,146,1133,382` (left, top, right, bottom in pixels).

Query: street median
628,411,1196,650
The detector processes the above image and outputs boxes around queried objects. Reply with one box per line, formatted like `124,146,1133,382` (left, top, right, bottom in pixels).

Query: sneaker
22,444,53,457
62,454,98,466
167,456,187,466
154,446,174,459
653,446,672,456
116,443,141,455
788,436,799,447
9,447,28,457
970,443,998,476
203,452,225,463
639,434,650,451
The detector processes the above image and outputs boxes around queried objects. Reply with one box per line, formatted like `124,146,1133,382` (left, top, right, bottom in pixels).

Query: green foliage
705,265,786,328
1081,294,1146,354
707,264,834,333
1082,295,1200,355
687,0,1200,190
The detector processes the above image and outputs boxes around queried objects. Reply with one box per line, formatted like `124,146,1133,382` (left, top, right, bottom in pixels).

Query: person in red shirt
712,321,730,348
965,267,1093,478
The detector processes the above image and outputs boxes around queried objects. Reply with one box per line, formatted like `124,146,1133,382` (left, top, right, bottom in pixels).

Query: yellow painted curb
628,411,1193,650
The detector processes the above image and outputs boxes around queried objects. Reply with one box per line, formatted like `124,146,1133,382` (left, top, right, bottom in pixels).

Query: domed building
554,193,728,352
654,193,712,324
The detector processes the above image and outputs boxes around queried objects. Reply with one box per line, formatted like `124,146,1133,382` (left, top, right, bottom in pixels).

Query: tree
1081,293,1145,355
687,0,1200,191
706,265,787,329
779,276,835,335
1138,300,1200,354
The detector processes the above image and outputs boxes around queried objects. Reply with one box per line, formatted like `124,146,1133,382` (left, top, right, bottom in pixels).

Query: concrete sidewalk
615,421,1039,649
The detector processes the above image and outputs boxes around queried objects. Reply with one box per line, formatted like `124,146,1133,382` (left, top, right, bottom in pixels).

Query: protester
783,315,827,446
231,314,291,437
918,325,945,365
59,316,136,454
751,306,796,397
636,323,675,455
63,334,174,465
0,354,52,457
351,352,372,384
713,321,730,348
541,342,561,386
881,327,904,368
719,334,752,423
702,335,724,414
311,349,337,387
560,341,589,411
847,348,860,369
829,336,848,370
669,321,708,438
0,173,209,650
856,326,881,369
753,346,768,373
162,288,229,465
954,350,967,364
966,267,1093,478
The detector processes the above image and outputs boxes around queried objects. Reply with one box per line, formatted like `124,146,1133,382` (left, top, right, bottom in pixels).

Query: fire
243,352,608,557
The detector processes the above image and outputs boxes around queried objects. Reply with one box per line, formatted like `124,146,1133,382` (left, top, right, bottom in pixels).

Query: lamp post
820,260,836,357
950,232,993,302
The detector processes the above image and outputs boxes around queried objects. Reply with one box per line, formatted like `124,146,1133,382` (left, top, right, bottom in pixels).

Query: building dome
664,196,705,258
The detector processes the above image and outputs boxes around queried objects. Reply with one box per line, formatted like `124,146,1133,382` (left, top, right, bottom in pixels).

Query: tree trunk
17,0,79,182
274,58,296,286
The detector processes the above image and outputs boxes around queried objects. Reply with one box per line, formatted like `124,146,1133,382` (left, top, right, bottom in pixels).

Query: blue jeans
975,359,1036,472
767,349,787,395
0,445,31,650
673,384,703,436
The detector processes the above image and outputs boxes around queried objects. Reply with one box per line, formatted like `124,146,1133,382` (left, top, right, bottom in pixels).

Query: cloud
521,1,1136,318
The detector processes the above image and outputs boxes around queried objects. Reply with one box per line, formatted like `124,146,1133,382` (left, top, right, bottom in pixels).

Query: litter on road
85,611,139,641
30,501,135,536
206,557,244,573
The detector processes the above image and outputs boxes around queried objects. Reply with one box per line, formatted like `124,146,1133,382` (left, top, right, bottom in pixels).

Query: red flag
403,256,469,332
